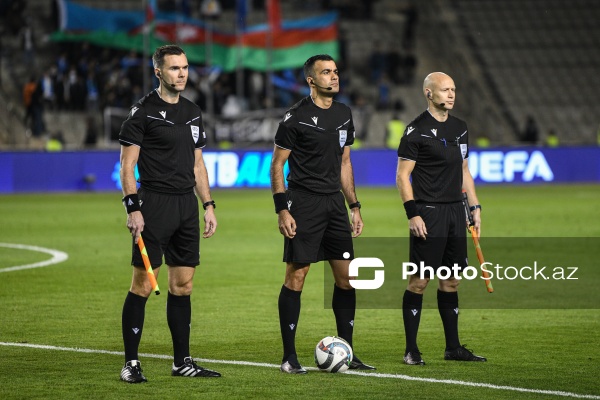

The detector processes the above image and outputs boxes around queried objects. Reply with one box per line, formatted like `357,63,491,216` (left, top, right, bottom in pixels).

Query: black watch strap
469,204,482,212
203,200,216,210
349,201,361,210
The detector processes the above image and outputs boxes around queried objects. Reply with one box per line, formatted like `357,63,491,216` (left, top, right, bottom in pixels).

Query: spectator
46,131,65,151
521,115,539,144
40,68,57,110
369,41,388,83
83,116,98,148
23,75,45,138
386,112,406,149
545,130,559,147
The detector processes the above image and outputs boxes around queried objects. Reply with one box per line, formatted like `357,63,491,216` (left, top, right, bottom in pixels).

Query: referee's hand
350,209,363,237
127,211,144,244
278,210,296,239
409,216,427,240
203,208,217,238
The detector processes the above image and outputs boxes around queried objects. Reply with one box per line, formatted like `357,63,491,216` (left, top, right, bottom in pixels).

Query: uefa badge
339,130,347,148
460,144,468,159
191,126,200,143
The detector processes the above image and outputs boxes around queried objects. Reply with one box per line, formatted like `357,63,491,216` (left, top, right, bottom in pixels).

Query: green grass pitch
0,185,599,399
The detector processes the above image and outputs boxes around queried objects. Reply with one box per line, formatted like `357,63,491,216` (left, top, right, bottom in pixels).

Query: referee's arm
270,145,296,239
120,144,144,243
340,147,363,237
194,148,217,238
461,159,481,236
396,158,427,240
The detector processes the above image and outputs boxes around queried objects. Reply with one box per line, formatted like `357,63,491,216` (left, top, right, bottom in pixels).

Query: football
314,336,353,373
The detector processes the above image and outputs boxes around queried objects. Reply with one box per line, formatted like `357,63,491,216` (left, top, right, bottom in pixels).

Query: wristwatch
469,204,482,212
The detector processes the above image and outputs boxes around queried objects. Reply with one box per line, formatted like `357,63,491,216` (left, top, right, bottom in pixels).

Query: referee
118,45,220,383
270,54,375,374
396,72,486,365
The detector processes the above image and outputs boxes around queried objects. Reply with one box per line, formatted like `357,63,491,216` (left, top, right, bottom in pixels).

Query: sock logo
411,309,419,316
349,320,354,327
289,323,296,331
454,307,459,315
132,328,140,334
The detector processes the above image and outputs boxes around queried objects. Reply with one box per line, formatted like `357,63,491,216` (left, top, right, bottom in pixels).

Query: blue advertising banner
0,147,598,193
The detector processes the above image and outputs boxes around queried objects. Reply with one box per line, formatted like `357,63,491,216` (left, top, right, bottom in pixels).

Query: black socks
122,291,148,362
167,291,192,367
332,284,356,348
402,289,423,353
278,284,302,362
437,289,460,351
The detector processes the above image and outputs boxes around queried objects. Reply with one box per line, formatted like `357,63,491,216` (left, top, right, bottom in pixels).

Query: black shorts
130,188,200,268
283,190,354,264
409,202,468,272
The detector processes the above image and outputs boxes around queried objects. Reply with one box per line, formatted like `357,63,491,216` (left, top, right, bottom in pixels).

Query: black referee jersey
274,97,355,194
397,110,469,203
119,90,207,194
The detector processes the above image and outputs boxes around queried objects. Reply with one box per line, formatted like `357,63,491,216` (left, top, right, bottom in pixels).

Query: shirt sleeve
274,112,297,151
463,123,469,159
195,112,207,149
118,103,146,147
397,126,420,161
344,110,355,147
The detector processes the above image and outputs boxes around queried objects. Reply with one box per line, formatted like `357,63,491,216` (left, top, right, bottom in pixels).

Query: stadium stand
0,0,598,149
454,0,600,145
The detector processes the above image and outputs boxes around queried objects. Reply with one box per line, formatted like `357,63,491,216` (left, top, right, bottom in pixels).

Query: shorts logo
287,200,292,210
339,130,347,148
191,126,200,143
460,143,468,159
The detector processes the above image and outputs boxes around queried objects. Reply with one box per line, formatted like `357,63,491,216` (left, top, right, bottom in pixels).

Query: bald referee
270,54,375,374
118,45,220,383
396,72,486,365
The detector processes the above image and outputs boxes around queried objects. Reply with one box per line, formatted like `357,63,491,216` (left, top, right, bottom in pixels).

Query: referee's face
160,54,189,92
312,60,339,94
435,75,456,109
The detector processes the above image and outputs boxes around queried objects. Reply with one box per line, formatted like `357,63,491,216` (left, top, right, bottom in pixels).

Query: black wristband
403,200,418,219
203,200,216,210
470,204,482,212
122,194,141,214
348,201,361,210
273,192,287,213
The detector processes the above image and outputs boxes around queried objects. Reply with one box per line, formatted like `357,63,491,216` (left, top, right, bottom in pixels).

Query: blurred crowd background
0,0,598,151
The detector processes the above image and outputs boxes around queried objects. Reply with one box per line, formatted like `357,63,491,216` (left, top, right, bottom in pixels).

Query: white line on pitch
1,342,598,399
0,243,68,273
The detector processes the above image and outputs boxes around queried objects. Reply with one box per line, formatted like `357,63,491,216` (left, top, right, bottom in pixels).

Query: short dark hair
152,45,186,69
303,54,335,79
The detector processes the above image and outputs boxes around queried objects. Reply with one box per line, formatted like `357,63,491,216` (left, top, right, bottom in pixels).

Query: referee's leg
278,262,309,373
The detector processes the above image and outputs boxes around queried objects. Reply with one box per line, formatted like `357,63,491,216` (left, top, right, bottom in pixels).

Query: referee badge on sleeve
460,144,468,159
191,126,200,143
339,130,347,147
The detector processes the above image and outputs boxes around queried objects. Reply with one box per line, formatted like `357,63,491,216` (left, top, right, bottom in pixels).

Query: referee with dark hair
118,44,220,383
270,54,375,374
396,72,486,365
